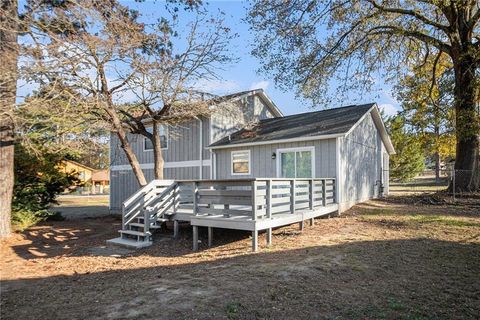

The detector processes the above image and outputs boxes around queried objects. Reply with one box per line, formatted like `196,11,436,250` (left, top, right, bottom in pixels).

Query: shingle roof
209,103,376,148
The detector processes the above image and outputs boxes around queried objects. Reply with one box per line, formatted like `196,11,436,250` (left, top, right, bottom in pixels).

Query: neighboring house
61,160,94,185
109,89,394,213
61,160,110,194
91,169,110,194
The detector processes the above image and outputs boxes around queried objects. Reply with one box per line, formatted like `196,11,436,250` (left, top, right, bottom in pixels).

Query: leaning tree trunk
104,104,147,187
0,0,18,238
152,121,165,180
452,50,480,192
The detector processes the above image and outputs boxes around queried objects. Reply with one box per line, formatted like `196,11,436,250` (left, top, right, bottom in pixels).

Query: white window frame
143,125,168,152
276,146,315,178
231,150,251,176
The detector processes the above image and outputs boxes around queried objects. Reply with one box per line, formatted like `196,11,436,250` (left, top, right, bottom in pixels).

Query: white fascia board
344,103,396,155
207,133,344,150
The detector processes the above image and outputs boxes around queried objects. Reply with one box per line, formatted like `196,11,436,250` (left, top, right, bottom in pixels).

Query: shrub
12,144,78,231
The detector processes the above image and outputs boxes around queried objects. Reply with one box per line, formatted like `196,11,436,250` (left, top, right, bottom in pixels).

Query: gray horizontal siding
214,139,337,179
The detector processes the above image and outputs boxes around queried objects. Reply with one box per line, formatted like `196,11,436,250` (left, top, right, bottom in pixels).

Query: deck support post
299,220,304,231
173,220,179,239
252,230,258,252
310,218,314,226
193,226,199,251
290,180,296,213
208,227,213,247
266,228,272,246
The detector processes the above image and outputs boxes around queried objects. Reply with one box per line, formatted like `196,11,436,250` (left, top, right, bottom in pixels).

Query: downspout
197,117,203,179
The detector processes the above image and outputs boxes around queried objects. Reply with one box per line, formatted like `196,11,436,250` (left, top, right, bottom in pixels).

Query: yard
1,193,479,320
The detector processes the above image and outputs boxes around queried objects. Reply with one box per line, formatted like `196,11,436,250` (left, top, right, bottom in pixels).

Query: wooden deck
109,178,337,251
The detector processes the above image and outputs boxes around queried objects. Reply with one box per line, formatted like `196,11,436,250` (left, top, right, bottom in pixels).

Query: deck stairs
107,180,178,249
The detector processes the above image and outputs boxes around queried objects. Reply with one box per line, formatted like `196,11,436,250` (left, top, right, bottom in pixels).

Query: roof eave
207,133,344,150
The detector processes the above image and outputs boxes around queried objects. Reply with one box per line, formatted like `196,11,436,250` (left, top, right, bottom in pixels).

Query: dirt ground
49,195,110,219
1,194,479,320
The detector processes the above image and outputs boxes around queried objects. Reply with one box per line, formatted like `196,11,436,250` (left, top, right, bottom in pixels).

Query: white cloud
249,80,269,91
194,79,241,94
379,103,400,117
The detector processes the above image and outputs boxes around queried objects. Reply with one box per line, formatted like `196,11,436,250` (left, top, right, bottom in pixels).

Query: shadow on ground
1,238,479,320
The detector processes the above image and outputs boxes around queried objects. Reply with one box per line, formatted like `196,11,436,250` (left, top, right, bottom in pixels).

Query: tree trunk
0,0,18,238
104,105,147,187
452,50,480,192
152,121,165,180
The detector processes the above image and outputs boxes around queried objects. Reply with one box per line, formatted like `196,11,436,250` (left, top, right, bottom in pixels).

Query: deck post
266,180,272,219
266,228,272,246
193,181,198,216
299,220,304,231
309,179,314,210
290,180,296,213
322,179,327,206
310,218,314,226
193,225,199,251
252,180,258,221
173,220,179,239
143,208,150,235
208,227,213,247
252,230,258,252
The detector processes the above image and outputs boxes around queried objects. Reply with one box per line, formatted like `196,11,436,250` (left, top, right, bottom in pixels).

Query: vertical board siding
214,139,337,179
110,92,280,208
340,112,385,209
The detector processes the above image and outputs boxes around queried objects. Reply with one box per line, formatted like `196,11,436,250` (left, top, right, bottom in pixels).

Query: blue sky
17,0,400,116
121,0,401,116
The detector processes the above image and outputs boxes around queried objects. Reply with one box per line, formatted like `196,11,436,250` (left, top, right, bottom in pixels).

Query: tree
120,14,235,179
12,144,79,231
387,115,426,181
0,0,18,238
394,53,456,181
248,0,480,191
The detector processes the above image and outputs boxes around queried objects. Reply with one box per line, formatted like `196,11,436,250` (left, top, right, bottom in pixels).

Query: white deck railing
177,178,336,221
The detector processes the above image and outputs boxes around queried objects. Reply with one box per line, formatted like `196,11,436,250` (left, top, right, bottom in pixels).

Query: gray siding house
109,89,394,214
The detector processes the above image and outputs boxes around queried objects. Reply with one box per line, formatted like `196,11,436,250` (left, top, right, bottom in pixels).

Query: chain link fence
387,166,476,202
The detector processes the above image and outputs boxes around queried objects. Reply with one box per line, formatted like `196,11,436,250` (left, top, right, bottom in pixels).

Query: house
108,89,394,250
91,169,110,194
60,160,110,194
60,160,94,185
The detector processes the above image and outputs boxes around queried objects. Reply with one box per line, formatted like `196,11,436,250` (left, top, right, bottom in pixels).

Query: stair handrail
123,181,178,229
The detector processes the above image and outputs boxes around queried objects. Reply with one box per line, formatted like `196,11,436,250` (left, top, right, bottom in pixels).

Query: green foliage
12,144,78,231
394,54,456,164
387,116,425,182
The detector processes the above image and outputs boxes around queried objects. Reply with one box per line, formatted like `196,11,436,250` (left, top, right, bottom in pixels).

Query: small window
231,150,250,175
144,125,168,151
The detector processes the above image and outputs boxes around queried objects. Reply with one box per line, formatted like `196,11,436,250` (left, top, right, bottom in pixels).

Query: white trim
276,146,315,178
335,137,342,206
143,125,169,152
345,104,395,155
111,160,211,171
208,133,343,150
231,149,251,176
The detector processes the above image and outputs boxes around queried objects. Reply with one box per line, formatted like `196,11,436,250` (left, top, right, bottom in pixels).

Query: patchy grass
1,196,479,320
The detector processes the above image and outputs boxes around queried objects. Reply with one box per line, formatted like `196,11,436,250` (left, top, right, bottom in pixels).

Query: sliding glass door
278,148,314,178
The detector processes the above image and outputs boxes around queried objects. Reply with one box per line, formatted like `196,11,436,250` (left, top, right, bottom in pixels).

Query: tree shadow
1,238,479,320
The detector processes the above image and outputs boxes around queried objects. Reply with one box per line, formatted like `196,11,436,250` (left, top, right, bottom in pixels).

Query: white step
128,222,162,229
137,217,169,223
119,229,150,237
107,237,152,249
